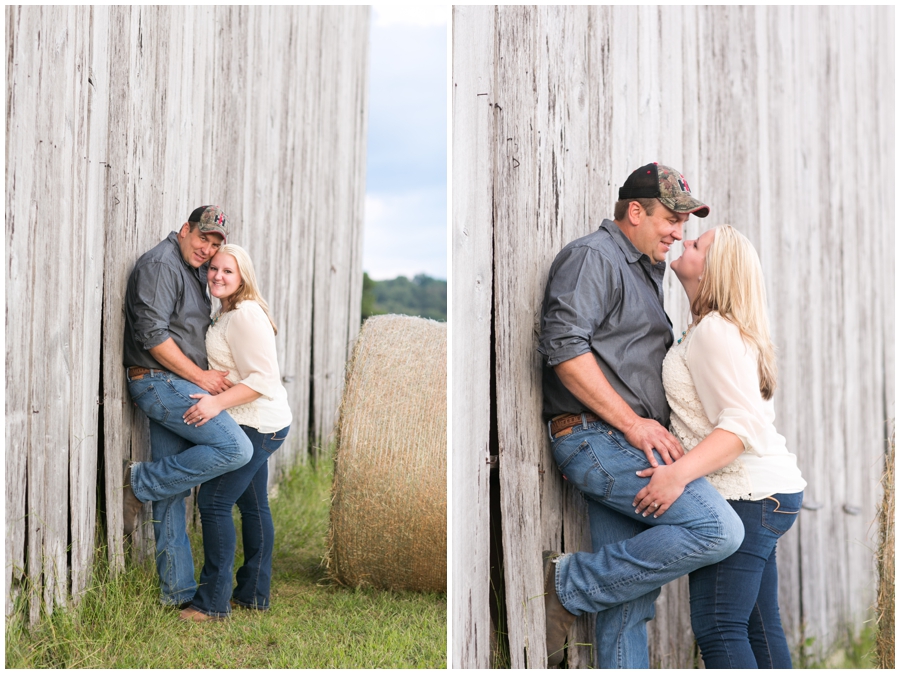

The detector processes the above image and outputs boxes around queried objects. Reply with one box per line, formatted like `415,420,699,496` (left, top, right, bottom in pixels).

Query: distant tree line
361,272,447,322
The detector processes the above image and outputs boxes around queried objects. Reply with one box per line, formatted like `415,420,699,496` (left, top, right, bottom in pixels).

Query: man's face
631,202,688,264
177,223,223,268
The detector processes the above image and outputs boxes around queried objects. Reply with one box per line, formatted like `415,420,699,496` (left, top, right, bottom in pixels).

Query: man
122,205,253,608
538,164,744,667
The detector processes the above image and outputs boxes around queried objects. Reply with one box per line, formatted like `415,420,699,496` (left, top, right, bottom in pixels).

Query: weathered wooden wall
6,5,368,620
451,5,894,668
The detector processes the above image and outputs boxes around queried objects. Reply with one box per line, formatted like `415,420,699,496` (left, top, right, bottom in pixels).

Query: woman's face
671,227,716,283
208,252,242,301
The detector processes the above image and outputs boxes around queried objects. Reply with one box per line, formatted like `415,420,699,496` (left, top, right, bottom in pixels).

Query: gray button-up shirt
123,231,211,370
538,219,674,425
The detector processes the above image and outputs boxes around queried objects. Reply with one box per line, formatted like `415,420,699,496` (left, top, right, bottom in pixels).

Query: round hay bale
328,314,446,592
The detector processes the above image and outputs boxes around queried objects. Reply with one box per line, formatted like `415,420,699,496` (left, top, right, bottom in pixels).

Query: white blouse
206,300,292,434
662,311,806,500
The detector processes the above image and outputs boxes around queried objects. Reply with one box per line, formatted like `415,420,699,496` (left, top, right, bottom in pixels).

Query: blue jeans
549,418,744,668
191,425,290,617
586,500,660,668
126,370,253,605
689,491,803,668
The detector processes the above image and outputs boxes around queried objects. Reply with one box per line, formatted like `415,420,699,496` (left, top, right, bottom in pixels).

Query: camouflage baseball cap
618,163,709,218
188,205,229,241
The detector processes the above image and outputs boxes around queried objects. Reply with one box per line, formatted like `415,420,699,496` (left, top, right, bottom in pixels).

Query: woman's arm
183,302,279,426
632,428,744,516
555,355,684,467
183,383,261,427
633,315,767,517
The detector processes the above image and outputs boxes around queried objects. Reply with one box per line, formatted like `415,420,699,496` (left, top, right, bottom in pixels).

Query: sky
363,5,448,281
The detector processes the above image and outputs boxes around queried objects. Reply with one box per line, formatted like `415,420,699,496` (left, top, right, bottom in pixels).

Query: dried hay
328,315,447,592
876,429,894,669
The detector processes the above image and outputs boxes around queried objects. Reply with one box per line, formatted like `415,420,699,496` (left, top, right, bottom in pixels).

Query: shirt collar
600,219,666,271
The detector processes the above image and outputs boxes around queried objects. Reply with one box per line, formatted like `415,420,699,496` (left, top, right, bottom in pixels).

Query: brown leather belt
126,366,167,380
550,412,601,438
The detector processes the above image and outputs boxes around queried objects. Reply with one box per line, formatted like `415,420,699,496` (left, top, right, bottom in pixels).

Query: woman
633,225,806,668
178,244,292,622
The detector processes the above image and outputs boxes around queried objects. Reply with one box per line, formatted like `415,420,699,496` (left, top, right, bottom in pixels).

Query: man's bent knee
706,507,744,564
222,432,253,470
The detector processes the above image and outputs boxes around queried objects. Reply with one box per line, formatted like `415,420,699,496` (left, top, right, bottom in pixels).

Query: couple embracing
122,206,291,622
539,164,807,668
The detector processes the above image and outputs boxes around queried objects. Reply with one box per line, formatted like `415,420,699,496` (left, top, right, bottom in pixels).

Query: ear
626,200,645,227
178,222,190,239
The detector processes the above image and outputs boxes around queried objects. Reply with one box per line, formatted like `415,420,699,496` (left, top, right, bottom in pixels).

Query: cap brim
199,227,228,242
659,196,710,218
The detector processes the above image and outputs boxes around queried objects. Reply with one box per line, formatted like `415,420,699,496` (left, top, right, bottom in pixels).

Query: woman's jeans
191,424,291,617
549,418,745,669
689,491,803,669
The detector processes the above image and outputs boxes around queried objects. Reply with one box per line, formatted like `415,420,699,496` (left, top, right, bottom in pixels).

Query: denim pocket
552,436,614,501
761,492,802,535
261,425,290,454
128,380,169,423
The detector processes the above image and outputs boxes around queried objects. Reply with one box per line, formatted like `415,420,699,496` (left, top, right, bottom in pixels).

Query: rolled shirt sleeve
685,314,769,455
225,302,282,400
130,261,179,350
539,245,618,366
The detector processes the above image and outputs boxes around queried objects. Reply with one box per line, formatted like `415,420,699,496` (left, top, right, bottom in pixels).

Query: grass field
5,454,447,668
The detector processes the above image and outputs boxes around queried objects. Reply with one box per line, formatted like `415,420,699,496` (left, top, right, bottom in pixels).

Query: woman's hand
183,393,225,427
633,464,688,518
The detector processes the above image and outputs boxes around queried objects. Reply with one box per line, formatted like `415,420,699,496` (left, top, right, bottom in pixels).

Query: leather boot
544,550,576,667
123,463,143,537
179,606,225,623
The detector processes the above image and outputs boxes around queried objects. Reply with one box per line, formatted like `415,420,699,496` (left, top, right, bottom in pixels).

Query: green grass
797,625,877,669
6,455,446,668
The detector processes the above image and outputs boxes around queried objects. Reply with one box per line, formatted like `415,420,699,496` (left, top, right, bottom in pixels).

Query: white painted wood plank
5,4,38,617
68,4,107,604
32,5,76,618
492,7,555,667
450,5,495,669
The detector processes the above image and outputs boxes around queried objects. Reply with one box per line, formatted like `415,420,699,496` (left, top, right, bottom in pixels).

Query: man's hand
148,339,232,394
623,418,684,467
193,369,233,395
553,354,683,466
632,464,687,518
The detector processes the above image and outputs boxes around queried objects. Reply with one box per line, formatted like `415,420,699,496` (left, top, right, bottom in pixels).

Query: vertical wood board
450,5,495,669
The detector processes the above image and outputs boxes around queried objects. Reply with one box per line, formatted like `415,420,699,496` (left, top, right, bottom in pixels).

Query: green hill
362,272,446,322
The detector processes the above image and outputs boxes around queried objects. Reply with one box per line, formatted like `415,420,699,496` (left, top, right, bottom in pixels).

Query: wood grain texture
452,4,894,667
450,5,495,669
6,5,369,617
5,4,37,617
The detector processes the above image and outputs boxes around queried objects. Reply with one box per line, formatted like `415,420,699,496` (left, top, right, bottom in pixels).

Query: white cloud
364,188,447,280
373,4,448,28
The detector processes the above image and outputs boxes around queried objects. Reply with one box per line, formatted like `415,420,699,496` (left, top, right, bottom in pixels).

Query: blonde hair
213,244,278,335
692,225,777,399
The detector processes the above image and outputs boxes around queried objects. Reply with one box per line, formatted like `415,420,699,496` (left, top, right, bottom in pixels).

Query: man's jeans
549,417,744,668
191,424,290,617
126,370,253,605
689,491,803,668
